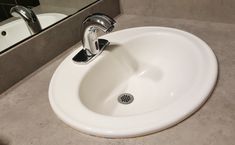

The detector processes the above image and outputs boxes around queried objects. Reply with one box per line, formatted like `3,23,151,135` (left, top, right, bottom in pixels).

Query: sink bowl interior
80,32,211,116
49,27,218,138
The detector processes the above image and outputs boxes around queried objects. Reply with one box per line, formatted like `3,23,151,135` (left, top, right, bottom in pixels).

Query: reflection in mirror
0,0,98,54
10,5,43,35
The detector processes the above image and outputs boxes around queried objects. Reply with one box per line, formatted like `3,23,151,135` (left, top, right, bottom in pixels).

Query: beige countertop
0,14,235,145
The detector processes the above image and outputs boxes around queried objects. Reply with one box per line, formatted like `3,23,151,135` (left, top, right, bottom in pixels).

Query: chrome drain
118,93,134,104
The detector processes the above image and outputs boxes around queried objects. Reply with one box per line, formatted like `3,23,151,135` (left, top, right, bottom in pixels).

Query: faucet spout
73,13,116,64
10,5,42,35
82,13,116,56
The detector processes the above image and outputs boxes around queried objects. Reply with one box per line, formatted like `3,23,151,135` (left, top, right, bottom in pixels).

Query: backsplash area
120,0,235,23
0,0,40,22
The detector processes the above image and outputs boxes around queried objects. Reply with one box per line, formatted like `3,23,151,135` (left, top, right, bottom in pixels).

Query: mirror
0,0,98,54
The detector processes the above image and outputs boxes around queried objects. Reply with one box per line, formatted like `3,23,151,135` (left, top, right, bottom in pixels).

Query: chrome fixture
118,93,134,104
10,5,42,35
73,13,116,64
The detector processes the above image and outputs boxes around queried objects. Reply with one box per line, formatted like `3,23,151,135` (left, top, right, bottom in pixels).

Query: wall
120,0,235,23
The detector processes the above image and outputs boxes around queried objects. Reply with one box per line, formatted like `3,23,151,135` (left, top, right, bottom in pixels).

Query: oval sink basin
0,13,67,52
49,27,218,138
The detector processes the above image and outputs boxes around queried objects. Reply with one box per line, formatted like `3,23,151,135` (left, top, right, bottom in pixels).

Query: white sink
49,27,218,138
0,13,67,52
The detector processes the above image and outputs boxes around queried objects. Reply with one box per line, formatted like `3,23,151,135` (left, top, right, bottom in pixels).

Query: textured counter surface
0,14,235,145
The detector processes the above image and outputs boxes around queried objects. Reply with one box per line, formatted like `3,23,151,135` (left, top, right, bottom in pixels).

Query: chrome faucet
10,5,42,35
73,13,116,64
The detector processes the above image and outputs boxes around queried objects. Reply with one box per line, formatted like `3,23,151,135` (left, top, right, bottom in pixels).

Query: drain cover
118,93,134,104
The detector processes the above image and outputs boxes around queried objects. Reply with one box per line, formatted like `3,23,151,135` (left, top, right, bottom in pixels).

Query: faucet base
72,39,110,64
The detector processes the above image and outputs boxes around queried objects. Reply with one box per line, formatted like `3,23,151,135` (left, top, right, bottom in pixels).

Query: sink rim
49,26,218,138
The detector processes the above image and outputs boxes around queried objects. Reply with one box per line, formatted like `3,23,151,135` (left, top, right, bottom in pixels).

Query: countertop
0,14,235,145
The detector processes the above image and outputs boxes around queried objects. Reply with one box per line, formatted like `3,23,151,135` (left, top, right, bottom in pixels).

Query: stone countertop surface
0,14,234,145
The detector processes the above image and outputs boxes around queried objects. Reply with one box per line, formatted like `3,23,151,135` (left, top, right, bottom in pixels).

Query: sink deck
0,14,234,145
